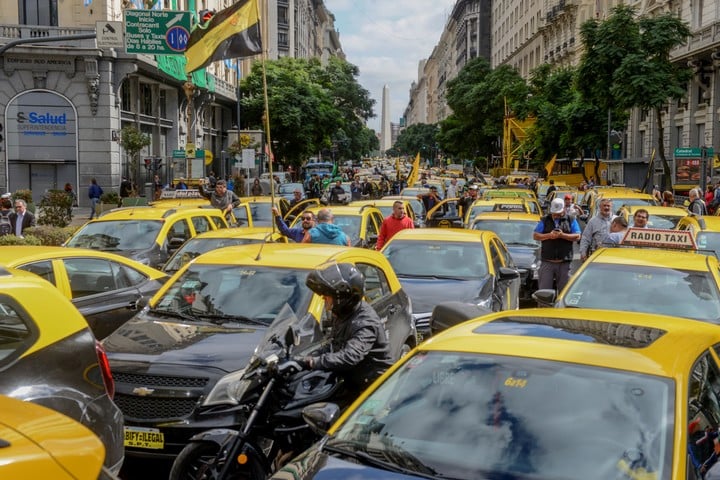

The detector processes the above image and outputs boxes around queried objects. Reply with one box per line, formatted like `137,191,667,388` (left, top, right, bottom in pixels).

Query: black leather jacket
315,301,394,390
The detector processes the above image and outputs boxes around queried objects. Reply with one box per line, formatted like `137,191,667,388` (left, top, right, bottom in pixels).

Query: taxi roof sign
492,203,527,212
621,227,697,250
158,189,204,199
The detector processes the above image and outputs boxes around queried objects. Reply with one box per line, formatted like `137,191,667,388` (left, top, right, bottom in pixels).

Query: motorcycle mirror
302,402,340,435
284,326,299,348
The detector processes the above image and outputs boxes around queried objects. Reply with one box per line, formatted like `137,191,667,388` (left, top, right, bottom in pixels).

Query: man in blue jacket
302,208,351,246
271,206,314,243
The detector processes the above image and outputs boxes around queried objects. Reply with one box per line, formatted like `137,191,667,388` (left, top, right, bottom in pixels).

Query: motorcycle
169,305,345,480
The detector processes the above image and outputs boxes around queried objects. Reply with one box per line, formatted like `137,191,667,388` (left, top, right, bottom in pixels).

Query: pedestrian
199,179,240,220
580,198,613,261
207,171,217,189
445,178,459,216
226,176,234,193
175,177,188,190
9,199,36,237
327,180,347,205
652,185,663,203
688,188,708,216
272,207,314,243
417,185,442,212
350,179,362,201
119,177,133,206
376,201,414,251
632,209,650,228
88,178,103,219
290,189,303,207
662,190,674,207
457,184,479,221
545,179,557,202
533,198,581,293
563,193,584,221
251,178,263,196
302,208,351,246
64,183,77,216
604,215,628,245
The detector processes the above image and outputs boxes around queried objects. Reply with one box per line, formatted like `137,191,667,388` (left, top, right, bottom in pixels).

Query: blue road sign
166,25,189,52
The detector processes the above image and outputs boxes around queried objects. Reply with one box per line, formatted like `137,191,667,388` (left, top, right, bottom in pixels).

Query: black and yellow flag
184,0,262,74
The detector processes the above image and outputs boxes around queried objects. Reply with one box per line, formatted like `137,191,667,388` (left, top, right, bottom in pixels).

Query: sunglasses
301,216,313,221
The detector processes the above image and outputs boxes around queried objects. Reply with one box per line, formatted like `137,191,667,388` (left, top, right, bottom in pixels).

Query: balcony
671,20,720,59
0,24,96,49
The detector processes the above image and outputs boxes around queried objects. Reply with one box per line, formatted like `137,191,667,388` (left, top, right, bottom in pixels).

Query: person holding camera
533,198,581,293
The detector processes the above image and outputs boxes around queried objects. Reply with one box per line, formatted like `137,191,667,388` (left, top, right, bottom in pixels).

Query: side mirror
498,267,520,281
302,402,340,435
167,237,185,252
285,325,299,347
532,289,557,306
429,301,493,336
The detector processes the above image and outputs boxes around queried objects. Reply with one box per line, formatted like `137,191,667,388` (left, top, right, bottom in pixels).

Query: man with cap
457,184,479,220
533,198,581,293
563,193,584,221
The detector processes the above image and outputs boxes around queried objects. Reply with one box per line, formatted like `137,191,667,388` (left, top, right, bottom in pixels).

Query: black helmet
306,262,364,316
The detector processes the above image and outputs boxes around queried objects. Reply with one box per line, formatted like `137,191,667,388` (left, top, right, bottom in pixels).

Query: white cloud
324,0,456,132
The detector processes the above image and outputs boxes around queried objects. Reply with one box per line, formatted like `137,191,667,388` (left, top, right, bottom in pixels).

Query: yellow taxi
0,246,167,339
618,205,688,229
534,228,720,323
0,395,106,479
103,244,417,457
347,198,418,225
290,204,385,249
381,195,427,226
0,267,123,474
161,226,288,274
482,187,537,201
587,189,658,217
470,210,541,300
148,189,211,208
381,228,521,338
676,215,720,256
462,198,534,226
64,206,229,268
233,196,292,228
278,307,715,480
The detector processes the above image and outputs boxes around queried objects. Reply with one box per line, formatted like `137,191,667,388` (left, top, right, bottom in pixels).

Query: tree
576,5,691,190
120,125,151,194
393,123,439,158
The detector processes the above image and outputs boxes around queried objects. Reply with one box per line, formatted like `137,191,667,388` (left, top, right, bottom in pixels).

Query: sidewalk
69,207,94,227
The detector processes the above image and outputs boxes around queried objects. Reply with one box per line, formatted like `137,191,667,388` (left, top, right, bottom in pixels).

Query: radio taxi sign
622,228,697,250
124,10,191,55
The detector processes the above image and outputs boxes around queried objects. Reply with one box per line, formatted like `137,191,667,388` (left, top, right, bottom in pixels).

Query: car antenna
255,232,274,261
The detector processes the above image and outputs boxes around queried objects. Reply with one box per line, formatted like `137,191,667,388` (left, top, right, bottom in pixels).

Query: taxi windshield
472,220,539,247
630,214,682,229
696,231,720,256
330,351,673,479
332,215,361,244
600,197,656,216
163,237,262,273
153,264,313,325
383,241,488,278
66,220,162,251
562,263,720,323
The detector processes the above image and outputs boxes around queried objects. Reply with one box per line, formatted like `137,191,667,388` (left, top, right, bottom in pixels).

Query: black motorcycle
169,307,344,480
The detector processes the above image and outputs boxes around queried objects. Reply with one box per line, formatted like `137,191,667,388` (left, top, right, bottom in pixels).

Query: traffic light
144,157,152,170
198,9,215,25
153,157,163,172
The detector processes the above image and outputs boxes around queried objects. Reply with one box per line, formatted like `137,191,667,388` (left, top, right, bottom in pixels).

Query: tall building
0,0,343,203
381,84,392,152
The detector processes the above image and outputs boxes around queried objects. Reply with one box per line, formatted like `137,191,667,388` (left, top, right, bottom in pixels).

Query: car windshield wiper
147,307,199,322
195,313,268,326
398,274,469,281
323,442,450,480
505,241,539,247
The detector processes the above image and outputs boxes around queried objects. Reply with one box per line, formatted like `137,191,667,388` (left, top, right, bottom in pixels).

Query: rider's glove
293,356,315,370
277,359,304,375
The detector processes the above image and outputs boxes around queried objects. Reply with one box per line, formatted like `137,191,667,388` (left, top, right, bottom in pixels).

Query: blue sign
166,26,189,52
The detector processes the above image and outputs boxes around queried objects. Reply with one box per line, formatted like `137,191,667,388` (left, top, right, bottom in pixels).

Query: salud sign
124,10,191,55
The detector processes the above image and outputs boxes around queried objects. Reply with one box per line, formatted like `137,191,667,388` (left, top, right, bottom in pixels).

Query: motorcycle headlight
202,369,249,406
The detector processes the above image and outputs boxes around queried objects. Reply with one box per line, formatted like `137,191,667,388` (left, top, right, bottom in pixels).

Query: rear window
66,220,162,251
0,295,38,366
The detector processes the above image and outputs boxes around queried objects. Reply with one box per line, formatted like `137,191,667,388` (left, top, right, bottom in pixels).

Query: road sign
124,10,191,55
172,149,186,159
185,143,196,158
675,147,715,158
96,21,124,48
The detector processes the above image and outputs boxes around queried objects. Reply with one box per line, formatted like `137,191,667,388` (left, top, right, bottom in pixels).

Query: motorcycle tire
169,440,266,480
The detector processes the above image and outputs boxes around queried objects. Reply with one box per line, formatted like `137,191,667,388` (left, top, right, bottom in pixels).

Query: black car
104,243,416,458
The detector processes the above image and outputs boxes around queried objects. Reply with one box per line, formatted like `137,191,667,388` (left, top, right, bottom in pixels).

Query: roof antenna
254,232,274,261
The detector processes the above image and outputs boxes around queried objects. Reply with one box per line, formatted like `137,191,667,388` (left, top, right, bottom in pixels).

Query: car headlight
531,260,540,280
202,369,248,406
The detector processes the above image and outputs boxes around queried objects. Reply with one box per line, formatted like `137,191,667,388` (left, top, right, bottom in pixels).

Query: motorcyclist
298,262,394,399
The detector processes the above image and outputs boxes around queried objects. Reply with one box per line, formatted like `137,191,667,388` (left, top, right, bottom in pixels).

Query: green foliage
38,190,73,227
100,191,121,205
22,225,77,246
0,234,42,246
393,124,439,157
120,125,151,190
13,189,33,203
239,57,376,167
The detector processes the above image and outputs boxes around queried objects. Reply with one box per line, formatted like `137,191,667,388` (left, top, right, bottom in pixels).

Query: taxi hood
102,314,268,373
397,276,492,314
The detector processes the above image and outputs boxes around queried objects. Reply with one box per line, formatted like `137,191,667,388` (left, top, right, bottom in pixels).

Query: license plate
124,426,164,449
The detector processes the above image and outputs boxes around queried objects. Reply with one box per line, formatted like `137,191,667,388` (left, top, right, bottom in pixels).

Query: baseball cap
550,198,565,214
469,185,479,190
564,193,572,200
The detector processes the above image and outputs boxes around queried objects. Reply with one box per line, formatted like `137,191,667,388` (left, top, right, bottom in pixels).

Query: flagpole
259,0,277,234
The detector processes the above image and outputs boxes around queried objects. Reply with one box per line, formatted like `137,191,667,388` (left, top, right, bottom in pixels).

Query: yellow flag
544,154,557,178
407,152,421,186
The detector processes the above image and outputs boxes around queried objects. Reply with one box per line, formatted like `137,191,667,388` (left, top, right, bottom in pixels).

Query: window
688,350,720,473
356,263,389,303
0,296,35,365
64,258,116,298
19,0,58,26
112,262,147,290
17,261,55,286
121,85,132,112
191,216,211,234
139,83,153,116
167,220,190,242
489,242,503,274
211,216,227,229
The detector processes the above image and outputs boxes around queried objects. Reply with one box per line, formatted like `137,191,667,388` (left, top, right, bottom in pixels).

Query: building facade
0,0,342,204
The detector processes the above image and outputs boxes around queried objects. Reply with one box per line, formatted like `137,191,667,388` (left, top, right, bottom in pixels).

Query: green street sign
124,10,191,55
675,147,714,158
172,149,186,158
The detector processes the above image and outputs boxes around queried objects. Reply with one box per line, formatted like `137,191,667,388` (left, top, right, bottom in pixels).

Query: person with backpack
0,197,12,236
689,188,708,216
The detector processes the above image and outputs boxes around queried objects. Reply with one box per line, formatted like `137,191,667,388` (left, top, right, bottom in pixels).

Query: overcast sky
323,0,456,133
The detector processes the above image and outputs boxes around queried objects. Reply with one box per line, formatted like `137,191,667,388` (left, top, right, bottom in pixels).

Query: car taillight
95,341,115,399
